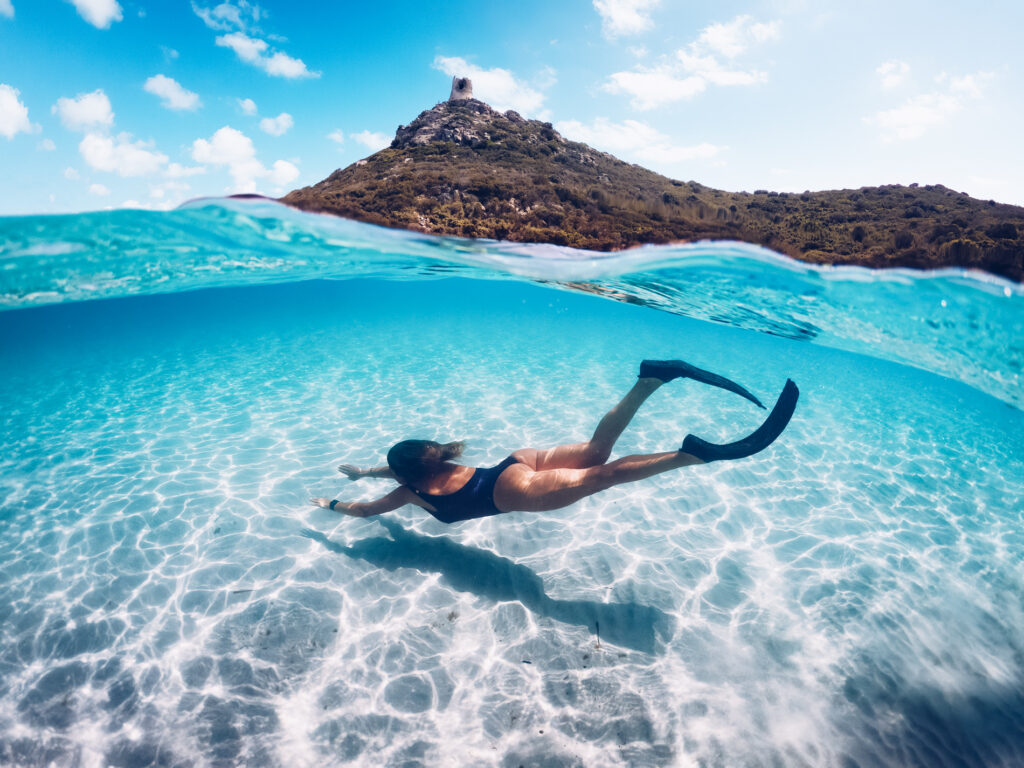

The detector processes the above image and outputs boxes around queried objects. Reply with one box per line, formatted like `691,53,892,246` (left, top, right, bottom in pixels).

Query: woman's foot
680,379,798,462
639,359,765,408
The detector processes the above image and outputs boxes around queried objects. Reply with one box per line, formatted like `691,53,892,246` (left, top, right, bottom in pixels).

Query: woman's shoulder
395,484,430,505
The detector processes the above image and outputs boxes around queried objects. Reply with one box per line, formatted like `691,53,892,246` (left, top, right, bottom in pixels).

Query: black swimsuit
407,456,521,524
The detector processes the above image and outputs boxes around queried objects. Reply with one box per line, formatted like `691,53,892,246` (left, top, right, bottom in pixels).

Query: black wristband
329,499,339,510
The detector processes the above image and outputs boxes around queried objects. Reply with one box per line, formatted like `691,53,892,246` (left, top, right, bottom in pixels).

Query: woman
311,360,799,523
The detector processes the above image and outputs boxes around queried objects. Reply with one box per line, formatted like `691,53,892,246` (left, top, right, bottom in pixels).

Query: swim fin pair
638,359,798,463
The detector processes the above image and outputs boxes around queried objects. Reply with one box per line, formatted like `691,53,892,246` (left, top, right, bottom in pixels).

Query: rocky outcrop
282,94,1024,281
392,98,549,149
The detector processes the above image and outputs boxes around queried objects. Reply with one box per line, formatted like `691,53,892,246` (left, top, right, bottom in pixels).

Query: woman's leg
496,449,704,513
517,377,663,471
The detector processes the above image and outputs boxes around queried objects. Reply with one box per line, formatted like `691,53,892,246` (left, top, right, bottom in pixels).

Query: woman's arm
310,486,412,518
337,464,395,481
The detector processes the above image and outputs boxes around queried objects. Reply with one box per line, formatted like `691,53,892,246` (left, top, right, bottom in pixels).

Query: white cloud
53,90,114,131
192,0,263,32
604,14,779,109
215,32,318,79
593,0,660,38
0,83,33,139
555,117,724,165
192,126,261,189
38,138,57,151
215,30,264,60
948,72,988,98
191,125,298,192
144,74,201,111
603,70,706,109
676,50,767,86
351,130,390,152
67,0,123,29
193,3,317,80
238,97,257,115
867,71,993,141
870,92,960,140
166,162,205,178
696,15,780,58
327,129,344,145
79,132,169,176
432,56,548,116
64,167,80,180
161,46,180,61
268,159,299,186
259,112,293,136
89,182,110,196
876,60,909,89
0,0,13,19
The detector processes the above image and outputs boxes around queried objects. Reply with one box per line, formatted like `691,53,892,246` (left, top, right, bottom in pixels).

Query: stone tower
449,76,473,101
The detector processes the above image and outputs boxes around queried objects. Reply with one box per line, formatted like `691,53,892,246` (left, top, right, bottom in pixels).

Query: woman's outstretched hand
310,497,335,510
337,464,364,481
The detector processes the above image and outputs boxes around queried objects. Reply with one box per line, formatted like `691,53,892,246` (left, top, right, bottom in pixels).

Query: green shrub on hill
282,100,1024,281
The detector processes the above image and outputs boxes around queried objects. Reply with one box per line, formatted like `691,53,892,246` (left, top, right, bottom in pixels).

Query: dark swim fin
640,359,766,409
681,379,799,462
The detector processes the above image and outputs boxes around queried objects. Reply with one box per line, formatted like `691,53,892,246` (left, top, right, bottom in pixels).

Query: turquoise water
1,199,1023,767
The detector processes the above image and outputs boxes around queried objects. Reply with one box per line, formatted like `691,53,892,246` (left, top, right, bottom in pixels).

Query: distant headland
282,77,1024,281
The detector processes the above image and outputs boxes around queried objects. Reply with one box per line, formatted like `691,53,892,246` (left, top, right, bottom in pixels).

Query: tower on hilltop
449,76,473,101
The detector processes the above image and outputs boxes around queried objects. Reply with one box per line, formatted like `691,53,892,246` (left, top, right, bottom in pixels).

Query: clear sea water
1,198,1022,767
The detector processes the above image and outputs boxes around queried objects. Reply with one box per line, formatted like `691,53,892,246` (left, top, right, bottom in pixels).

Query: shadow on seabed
301,518,673,655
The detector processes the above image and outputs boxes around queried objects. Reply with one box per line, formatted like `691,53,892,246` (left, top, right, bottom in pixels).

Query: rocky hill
282,95,1024,282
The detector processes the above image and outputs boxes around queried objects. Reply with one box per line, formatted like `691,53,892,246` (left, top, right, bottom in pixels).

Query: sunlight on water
1,197,1021,408
1,204,1023,766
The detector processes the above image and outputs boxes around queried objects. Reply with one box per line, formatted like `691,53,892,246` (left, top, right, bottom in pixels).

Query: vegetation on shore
282,100,1024,281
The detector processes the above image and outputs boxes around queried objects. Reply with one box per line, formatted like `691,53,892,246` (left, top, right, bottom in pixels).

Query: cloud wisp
191,125,299,192
432,56,550,117
351,130,389,152
52,90,114,131
191,0,262,31
555,117,723,166
0,0,13,19
144,75,202,111
193,1,318,79
215,33,317,79
593,0,660,39
876,60,910,90
866,71,993,141
259,112,293,136
67,0,123,29
604,14,780,110
79,132,169,177
0,83,34,139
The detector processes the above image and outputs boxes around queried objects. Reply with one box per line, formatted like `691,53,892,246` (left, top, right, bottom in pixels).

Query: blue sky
1,0,1022,214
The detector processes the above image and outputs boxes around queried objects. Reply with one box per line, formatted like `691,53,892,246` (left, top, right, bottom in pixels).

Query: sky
1,0,1022,215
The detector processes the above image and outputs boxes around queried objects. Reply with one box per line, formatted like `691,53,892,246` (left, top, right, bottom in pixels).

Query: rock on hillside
282,93,1024,281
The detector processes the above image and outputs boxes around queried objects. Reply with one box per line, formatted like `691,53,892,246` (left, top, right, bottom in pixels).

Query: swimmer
310,360,798,524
